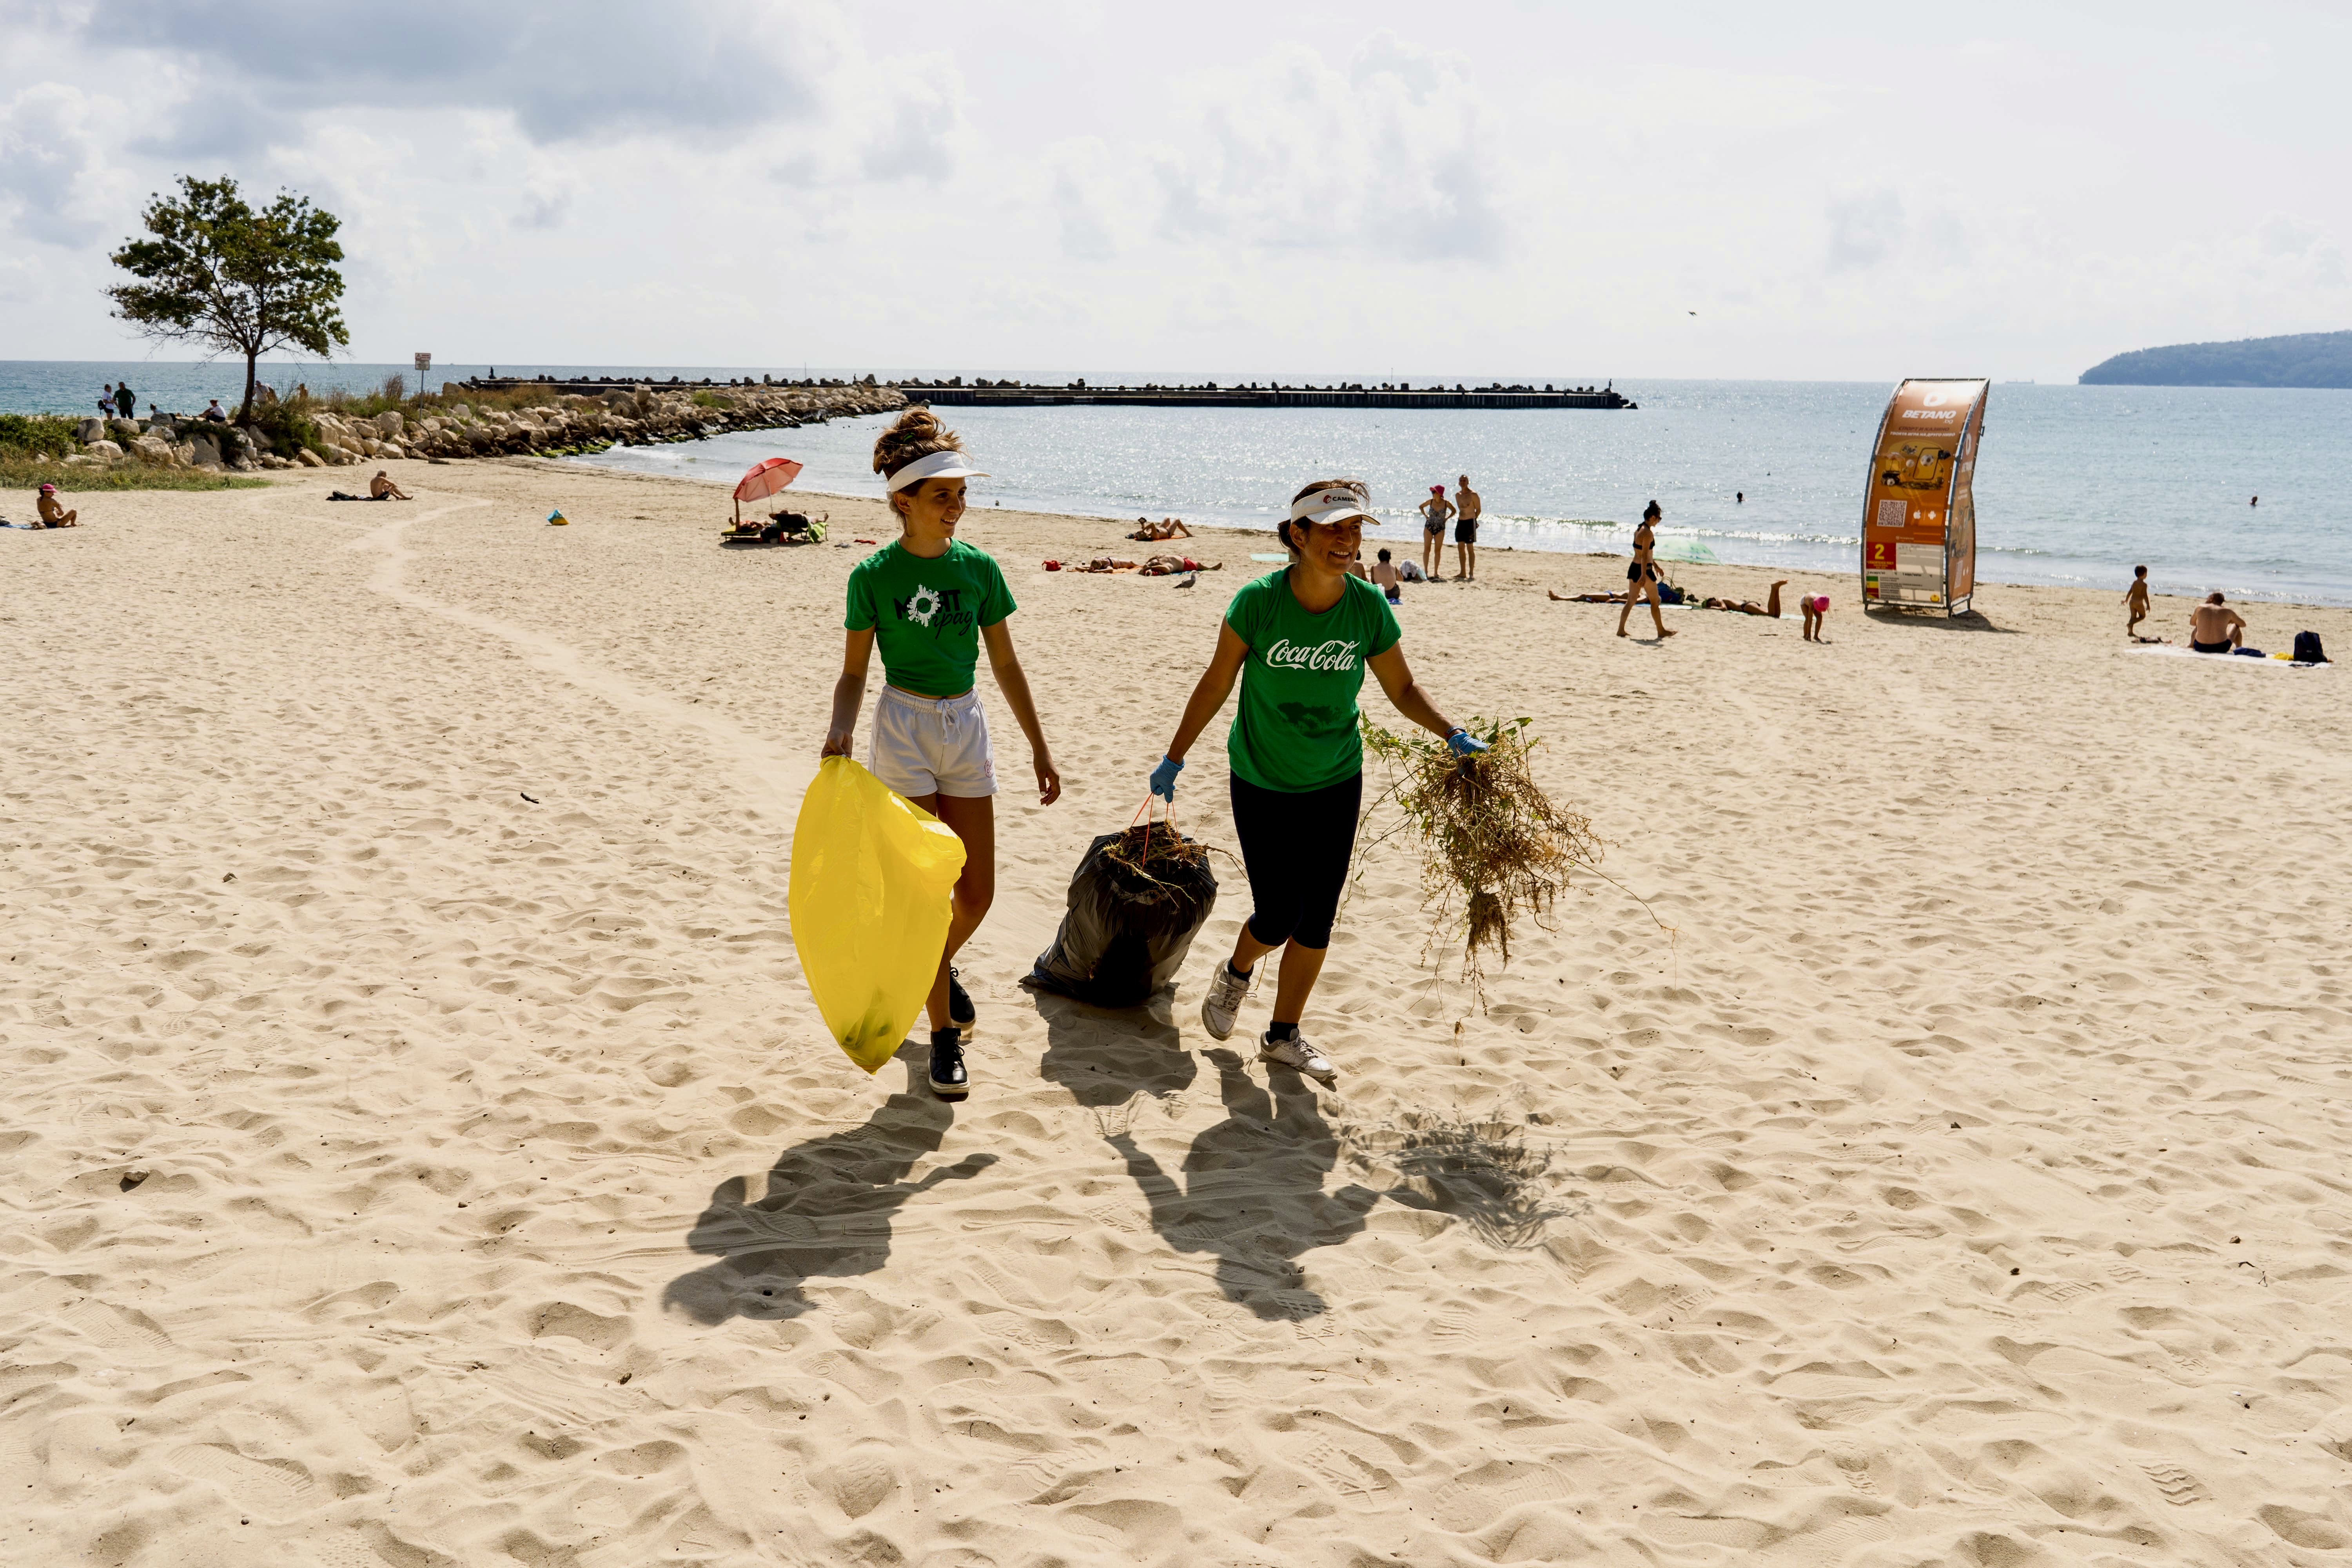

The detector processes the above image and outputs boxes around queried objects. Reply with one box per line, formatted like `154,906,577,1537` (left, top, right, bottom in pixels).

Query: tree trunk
240,350,259,425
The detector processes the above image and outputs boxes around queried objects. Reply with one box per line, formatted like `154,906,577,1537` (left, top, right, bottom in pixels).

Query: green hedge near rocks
1,458,269,493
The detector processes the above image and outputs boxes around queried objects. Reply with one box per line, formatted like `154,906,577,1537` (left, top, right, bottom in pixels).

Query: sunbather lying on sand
1127,517,1192,541
1700,581,1789,615
1140,555,1220,575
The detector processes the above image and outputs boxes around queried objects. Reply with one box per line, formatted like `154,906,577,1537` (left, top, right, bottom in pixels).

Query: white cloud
1145,33,1506,263
0,82,117,246
1824,189,1905,273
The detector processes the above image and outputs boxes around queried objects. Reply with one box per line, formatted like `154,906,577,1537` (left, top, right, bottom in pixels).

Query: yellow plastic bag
788,757,967,1073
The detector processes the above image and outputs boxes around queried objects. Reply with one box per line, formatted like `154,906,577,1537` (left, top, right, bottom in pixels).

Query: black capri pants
1228,770,1363,951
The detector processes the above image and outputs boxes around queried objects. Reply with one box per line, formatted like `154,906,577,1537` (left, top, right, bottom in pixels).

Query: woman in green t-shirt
1149,479,1486,1085
824,409,1061,1101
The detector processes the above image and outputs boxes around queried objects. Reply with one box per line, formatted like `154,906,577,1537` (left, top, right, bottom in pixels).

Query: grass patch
0,414,79,459
0,459,269,494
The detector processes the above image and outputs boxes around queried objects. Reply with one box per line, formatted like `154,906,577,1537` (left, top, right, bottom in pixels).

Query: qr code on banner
1878,499,1909,529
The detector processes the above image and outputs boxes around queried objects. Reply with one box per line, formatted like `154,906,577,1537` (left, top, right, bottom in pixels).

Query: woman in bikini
1617,500,1675,639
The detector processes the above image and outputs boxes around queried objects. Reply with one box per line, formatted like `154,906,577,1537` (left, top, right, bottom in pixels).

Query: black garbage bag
1025,825,1218,1008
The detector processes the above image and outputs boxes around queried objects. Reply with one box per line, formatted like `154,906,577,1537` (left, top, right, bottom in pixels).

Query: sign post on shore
414,352,431,401
1860,378,1988,617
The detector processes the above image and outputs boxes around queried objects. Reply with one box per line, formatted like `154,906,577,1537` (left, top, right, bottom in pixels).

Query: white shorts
869,686,996,799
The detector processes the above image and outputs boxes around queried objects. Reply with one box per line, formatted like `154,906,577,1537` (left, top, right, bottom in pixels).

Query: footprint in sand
2141,1461,2209,1506
169,1443,319,1519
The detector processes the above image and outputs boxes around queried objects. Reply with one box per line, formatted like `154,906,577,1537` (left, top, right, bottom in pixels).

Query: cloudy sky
3,0,2345,381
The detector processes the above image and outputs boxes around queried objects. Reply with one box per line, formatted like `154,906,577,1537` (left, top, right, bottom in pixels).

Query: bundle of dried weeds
1361,717,1602,1000
1098,821,1218,908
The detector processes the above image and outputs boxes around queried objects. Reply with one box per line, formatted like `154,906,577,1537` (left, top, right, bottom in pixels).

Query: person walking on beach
823,408,1061,1102
1618,501,1676,640
1417,485,1452,579
2124,566,2153,640
1453,474,1481,581
1149,478,1487,1086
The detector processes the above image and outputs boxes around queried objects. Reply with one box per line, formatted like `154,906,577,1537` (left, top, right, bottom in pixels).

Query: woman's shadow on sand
1031,990,1378,1321
664,1051,993,1325
1107,1047,1381,1321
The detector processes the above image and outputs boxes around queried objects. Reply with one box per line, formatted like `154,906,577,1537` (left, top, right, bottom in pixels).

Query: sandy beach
7,457,2351,1568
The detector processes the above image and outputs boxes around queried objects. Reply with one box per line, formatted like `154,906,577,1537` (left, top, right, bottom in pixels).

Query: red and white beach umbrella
732,457,803,523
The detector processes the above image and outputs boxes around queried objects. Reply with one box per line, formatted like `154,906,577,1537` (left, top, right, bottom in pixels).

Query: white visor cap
885,448,991,492
1289,482,1374,529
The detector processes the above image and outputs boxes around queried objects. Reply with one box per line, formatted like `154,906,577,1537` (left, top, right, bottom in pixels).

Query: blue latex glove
1149,756,1185,801
1445,728,1490,757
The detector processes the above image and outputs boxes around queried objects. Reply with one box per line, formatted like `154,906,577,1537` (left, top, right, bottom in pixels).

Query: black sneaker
927,1031,970,1100
946,966,976,1029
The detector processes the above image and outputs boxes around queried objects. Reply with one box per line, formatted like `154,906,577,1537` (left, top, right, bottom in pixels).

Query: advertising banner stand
1860,378,1988,616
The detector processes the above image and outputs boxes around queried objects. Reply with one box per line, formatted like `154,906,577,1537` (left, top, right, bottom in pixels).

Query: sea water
8,363,2345,603
570,381,2352,606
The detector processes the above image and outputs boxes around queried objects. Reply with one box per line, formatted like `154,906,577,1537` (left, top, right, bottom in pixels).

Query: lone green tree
107,175,348,423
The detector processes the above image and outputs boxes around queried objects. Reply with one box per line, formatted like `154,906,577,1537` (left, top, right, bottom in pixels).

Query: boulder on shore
87,439,125,460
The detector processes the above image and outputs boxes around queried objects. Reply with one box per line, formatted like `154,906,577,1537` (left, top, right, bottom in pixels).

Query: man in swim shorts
1453,474,1481,581
2188,592,2244,653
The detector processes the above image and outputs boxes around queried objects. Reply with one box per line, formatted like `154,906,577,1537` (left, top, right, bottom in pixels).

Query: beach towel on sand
1025,826,1218,1009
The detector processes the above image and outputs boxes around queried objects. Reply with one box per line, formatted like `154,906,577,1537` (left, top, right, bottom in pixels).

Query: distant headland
2079,329,2352,388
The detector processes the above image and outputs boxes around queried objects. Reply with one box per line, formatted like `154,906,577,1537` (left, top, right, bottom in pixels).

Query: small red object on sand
854,538,878,545
1043,559,1062,570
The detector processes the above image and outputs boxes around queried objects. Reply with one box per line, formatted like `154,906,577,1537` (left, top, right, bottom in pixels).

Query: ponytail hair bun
872,406,964,481
1642,499,1661,522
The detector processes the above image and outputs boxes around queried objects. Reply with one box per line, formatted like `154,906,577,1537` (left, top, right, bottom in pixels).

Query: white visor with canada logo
1288,482,1373,528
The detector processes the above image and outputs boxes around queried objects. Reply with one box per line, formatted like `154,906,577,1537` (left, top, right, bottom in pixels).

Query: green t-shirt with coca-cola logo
1223,568,1402,792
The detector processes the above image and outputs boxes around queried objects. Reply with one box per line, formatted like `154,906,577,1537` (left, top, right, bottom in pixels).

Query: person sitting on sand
35,483,80,527
1370,547,1403,604
2189,592,2245,653
200,399,228,423
369,470,412,501
1801,591,1830,642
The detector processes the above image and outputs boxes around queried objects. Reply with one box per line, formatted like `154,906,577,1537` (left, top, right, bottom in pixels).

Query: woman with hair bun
1618,499,1676,640
824,407,1061,1101
1147,479,1486,1086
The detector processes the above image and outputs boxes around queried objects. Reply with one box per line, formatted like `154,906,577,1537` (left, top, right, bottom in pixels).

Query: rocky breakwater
388,381,906,463
47,382,904,473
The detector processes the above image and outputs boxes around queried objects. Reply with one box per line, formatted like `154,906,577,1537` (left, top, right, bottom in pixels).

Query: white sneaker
1258,1031,1337,1086
1200,960,1255,1041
